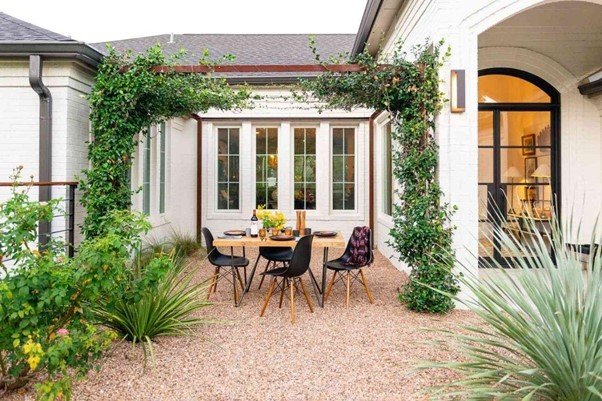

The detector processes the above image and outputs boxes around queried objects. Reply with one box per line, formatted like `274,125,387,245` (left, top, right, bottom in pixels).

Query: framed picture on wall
522,134,536,155
524,157,538,182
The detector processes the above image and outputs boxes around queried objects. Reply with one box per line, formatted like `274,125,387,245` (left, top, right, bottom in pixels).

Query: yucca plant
430,205,602,400
93,254,211,363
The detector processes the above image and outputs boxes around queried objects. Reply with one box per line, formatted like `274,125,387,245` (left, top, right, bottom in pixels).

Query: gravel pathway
13,248,478,400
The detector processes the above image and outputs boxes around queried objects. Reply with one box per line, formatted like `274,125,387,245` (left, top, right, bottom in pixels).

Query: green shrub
430,208,602,400
0,168,150,399
93,252,210,363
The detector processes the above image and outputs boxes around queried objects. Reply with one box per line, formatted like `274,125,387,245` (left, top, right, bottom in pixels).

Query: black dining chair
259,235,314,324
246,246,294,292
202,227,249,306
324,227,374,307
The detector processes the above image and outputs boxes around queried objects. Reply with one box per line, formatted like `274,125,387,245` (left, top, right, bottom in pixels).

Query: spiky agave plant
94,253,211,364
431,205,602,400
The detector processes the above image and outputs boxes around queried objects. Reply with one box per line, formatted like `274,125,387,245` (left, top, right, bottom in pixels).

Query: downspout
29,55,52,247
191,114,203,240
369,110,382,249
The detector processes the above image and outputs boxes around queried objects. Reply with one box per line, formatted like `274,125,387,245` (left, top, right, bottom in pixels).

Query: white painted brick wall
0,59,94,246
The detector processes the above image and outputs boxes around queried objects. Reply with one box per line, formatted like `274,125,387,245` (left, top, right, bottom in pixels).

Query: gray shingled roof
0,12,75,42
92,34,355,65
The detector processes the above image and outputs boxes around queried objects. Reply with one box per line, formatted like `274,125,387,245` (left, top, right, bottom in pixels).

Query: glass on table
258,228,267,241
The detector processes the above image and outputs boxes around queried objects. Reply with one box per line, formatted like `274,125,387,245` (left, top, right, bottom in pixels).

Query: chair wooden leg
299,278,314,313
236,269,245,291
232,268,238,306
290,277,296,324
279,278,287,308
213,266,221,294
345,271,351,308
324,270,337,302
206,267,219,300
359,269,374,304
257,260,271,290
260,277,277,317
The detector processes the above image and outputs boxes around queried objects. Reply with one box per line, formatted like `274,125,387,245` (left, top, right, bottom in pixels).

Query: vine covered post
300,40,459,313
81,46,251,238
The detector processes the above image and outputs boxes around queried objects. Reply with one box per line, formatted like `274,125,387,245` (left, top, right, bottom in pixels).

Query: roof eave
351,0,384,56
578,78,602,96
0,41,104,68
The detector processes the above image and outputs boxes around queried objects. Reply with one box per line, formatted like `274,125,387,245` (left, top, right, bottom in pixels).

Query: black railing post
67,184,76,258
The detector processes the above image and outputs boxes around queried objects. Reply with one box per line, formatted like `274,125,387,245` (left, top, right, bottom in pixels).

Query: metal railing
0,181,78,259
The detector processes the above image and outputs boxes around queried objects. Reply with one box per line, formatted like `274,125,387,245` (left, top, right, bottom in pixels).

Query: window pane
479,148,494,183
229,156,239,181
294,156,304,182
256,128,266,154
499,111,551,147
478,111,494,146
294,129,304,154
305,183,316,210
294,183,305,210
217,156,228,182
229,129,239,153
218,129,228,154
333,183,344,210
333,156,344,182
345,155,355,181
267,128,278,154
256,155,266,181
229,183,239,209
305,156,316,182
256,183,267,206
344,184,355,210
479,75,551,103
333,128,344,154
217,183,229,209
344,128,355,154
306,129,316,154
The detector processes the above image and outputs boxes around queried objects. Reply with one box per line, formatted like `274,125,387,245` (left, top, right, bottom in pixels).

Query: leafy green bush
431,208,602,400
0,169,157,399
93,253,210,363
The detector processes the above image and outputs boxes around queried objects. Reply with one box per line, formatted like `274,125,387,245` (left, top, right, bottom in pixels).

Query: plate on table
270,235,295,241
224,230,246,236
314,231,338,238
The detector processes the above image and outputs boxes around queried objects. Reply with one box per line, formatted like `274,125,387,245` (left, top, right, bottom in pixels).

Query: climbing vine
81,45,251,237
300,40,459,313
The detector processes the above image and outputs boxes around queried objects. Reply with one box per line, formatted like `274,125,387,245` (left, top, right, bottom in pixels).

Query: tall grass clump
431,206,602,400
93,251,211,363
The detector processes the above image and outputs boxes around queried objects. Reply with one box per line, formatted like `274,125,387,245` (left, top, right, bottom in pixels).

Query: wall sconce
450,69,465,113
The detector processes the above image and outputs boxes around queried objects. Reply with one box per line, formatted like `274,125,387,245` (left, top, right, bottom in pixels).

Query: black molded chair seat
325,259,362,271
210,253,250,267
261,266,289,276
260,247,293,262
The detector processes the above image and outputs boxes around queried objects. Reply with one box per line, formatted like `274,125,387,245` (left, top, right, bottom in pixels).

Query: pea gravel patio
69,249,475,400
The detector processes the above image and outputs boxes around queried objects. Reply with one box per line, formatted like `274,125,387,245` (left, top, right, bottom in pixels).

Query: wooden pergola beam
152,64,364,74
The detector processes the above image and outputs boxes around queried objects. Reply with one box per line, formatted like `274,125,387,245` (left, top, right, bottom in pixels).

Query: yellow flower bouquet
256,205,287,230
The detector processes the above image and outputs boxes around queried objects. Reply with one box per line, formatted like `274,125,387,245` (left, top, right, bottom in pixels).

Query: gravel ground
11,248,478,401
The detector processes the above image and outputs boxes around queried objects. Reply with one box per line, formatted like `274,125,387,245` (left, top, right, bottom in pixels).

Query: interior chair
246,246,294,292
202,227,249,306
259,235,314,324
324,227,374,307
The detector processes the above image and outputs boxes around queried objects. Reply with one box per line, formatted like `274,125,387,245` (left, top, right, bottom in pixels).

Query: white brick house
1,2,601,283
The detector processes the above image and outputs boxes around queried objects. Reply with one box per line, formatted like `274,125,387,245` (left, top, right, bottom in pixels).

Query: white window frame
158,122,168,215
142,126,152,215
330,126,358,213
215,125,242,212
